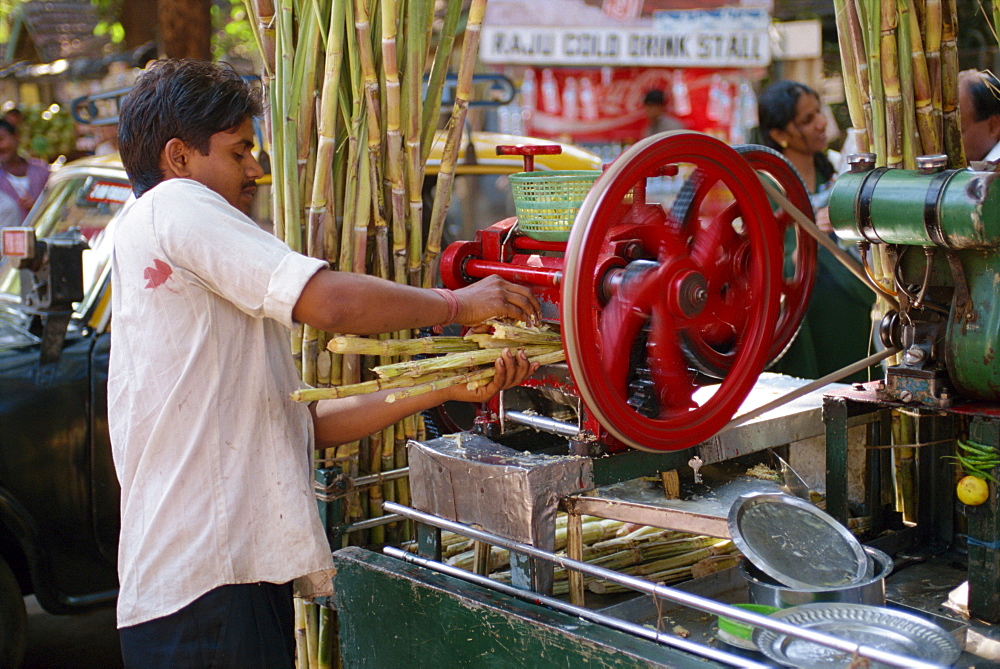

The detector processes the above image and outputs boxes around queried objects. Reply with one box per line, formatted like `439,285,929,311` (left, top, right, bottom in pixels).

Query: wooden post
566,512,585,607
660,470,680,500
967,418,1000,623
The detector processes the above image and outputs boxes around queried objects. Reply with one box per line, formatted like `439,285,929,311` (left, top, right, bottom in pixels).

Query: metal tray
728,492,871,590
752,602,961,668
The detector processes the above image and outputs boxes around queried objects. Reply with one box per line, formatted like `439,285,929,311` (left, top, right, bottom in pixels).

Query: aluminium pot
740,546,893,609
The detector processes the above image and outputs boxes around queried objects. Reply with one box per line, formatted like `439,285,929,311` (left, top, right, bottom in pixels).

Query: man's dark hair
964,71,1000,123
643,89,665,106
118,59,263,197
0,119,17,136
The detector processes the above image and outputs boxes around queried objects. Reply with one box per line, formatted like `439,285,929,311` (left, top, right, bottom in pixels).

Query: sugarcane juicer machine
828,153,1000,407
440,131,818,454
824,152,1000,624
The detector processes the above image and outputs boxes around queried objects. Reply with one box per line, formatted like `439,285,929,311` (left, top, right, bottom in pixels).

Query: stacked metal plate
727,492,872,590
727,492,960,668
752,602,961,668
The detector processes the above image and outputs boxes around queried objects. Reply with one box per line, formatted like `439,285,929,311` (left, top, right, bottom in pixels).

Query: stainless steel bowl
740,546,893,608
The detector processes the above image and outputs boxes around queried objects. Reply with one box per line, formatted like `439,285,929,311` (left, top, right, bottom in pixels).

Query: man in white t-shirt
110,59,541,668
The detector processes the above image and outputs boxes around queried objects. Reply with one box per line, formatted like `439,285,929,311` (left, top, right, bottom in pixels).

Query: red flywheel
561,132,785,452
670,144,817,377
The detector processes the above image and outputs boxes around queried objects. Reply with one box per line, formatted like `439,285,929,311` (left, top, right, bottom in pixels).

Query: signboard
481,4,771,68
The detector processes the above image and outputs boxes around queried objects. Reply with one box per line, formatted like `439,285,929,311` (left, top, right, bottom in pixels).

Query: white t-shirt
108,178,333,628
984,140,1000,164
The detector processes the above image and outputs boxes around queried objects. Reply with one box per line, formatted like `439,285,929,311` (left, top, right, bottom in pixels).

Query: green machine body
828,156,1000,402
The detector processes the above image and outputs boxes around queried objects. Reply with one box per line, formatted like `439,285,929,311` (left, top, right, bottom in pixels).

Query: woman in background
757,80,874,382
0,119,49,229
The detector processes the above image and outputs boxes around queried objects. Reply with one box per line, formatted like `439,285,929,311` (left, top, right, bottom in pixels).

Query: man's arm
292,271,542,335
310,349,538,448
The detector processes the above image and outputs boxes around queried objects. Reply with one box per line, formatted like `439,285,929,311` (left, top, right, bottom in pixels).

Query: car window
0,172,130,314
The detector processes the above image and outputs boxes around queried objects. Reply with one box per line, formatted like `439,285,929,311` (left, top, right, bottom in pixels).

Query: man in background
642,89,685,137
958,69,1000,164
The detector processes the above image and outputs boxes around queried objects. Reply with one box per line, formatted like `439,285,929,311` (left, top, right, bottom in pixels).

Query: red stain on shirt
144,259,172,289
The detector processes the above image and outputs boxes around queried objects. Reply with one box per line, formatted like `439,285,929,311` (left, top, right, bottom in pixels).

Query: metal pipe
350,467,409,489
504,410,580,438
723,347,901,430
342,513,403,533
462,259,562,286
383,547,771,669
383,501,941,669
512,237,567,253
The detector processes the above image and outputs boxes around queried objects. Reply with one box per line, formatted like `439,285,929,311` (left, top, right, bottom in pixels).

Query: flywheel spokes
563,132,784,451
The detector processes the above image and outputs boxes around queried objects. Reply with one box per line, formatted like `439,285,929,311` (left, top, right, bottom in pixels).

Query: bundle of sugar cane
476,319,563,346
384,349,566,403
429,515,622,561
489,535,735,595
446,518,628,572
833,0,961,169
373,345,557,380
292,320,564,402
458,523,685,572
568,540,737,596
832,0,959,319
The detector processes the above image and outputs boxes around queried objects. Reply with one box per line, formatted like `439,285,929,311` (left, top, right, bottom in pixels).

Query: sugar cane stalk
940,0,964,167
328,335,479,356
381,0,408,286
385,350,566,402
897,0,917,169
833,0,870,151
422,0,487,287
374,344,557,380
307,0,347,271
403,0,431,287
906,0,940,155
419,0,464,163
924,0,943,143
880,0,902,168
354,0,389,283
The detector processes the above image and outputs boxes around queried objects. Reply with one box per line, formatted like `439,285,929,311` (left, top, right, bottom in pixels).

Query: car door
0,165,129,610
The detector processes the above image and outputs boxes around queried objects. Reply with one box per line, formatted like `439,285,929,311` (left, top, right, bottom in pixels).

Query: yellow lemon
957,475,990,506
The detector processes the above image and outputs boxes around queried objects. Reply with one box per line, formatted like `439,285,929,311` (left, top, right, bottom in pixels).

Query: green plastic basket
509,170,602,242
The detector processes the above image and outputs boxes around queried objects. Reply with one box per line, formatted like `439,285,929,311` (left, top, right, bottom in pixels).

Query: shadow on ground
22,596,123,668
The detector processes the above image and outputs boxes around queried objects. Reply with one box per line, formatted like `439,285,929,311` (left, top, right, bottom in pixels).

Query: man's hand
445,348,539,403
452,275,542,326
311,347,540,448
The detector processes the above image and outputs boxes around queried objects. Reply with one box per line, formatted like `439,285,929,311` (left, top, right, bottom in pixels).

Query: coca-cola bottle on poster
541,68,561,115
671,70,691,117
563,77,579,121
520,69,536,132
580,78,599,121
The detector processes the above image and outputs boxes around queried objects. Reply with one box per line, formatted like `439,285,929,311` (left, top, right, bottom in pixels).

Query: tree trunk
157,0,212,60
121,0,159,51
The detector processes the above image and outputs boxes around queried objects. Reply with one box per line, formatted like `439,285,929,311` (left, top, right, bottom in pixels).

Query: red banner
514,66,761,144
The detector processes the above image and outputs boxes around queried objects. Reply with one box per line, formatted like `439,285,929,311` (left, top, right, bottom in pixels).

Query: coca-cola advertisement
483,0,771,145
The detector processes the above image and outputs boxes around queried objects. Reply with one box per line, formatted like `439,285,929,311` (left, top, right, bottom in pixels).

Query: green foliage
210,0,256,62
88,0,258,62
18,104,78,161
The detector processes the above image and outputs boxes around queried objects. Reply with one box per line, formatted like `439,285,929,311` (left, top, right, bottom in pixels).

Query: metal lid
727,492,871,590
